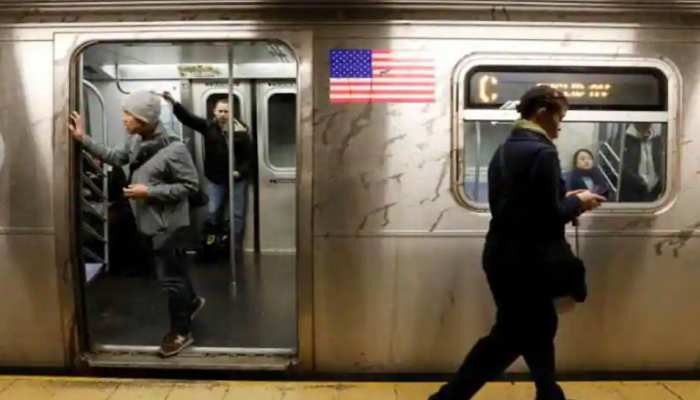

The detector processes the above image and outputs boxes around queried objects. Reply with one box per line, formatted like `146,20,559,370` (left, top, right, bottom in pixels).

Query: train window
455,60,674,210
267,93,296,169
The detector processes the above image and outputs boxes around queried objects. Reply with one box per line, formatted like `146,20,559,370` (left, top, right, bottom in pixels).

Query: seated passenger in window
565,149,611,200
619,122,665,202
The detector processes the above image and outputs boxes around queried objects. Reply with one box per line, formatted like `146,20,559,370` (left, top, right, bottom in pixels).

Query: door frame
52,25,314,371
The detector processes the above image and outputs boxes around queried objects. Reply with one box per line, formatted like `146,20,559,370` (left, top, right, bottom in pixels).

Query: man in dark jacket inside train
162,92,253,260
429,86,605,400
618,122,665,202
68,91,205,358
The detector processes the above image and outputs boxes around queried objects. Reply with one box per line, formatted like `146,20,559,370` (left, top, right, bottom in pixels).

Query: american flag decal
329,49,435,103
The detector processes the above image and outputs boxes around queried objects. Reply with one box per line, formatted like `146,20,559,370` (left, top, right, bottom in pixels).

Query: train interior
76,41,298,364
463,121,668,203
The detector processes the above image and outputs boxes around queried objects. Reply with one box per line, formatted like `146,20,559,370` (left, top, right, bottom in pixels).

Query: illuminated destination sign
467,67,666,110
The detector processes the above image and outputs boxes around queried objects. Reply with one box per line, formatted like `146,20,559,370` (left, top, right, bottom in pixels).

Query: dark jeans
431,244,564,400
150,229,198,335
205,179,248,243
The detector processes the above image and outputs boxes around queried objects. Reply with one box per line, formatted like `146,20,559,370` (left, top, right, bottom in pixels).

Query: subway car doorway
74,40,298,368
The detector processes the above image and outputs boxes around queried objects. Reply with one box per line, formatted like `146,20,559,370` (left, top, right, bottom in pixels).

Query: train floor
1,376,699,399
85,252,296,349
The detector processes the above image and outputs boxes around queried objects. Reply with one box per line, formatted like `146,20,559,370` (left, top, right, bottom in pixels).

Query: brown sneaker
159,332,193,358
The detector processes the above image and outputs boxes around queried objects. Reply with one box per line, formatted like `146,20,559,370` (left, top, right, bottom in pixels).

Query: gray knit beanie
122,91,161,126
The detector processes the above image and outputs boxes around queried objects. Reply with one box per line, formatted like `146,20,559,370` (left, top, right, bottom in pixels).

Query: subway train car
1,0,700,374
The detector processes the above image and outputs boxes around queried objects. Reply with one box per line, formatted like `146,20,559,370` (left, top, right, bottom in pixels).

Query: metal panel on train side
0,39,64,367
5,1,700,18
311,23,700,373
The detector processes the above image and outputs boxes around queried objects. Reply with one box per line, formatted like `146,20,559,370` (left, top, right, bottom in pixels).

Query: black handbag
534,239,587,302
188,189,209,208
497,145,588,302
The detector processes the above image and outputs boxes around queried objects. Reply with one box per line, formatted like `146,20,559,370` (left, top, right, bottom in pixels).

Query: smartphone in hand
592,185,609,198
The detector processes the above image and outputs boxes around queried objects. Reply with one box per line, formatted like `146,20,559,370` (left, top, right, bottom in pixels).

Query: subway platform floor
0,376,699,399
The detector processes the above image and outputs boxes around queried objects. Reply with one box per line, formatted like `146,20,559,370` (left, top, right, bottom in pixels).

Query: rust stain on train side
357,202,399,231
654,222,700,258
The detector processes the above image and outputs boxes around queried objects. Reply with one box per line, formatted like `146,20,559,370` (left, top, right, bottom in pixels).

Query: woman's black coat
485,128,583,290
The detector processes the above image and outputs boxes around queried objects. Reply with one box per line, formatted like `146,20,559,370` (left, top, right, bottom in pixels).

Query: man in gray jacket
69,91,204,357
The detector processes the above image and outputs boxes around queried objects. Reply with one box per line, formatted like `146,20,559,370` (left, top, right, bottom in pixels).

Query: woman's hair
516,85,569,119
572,148,594,170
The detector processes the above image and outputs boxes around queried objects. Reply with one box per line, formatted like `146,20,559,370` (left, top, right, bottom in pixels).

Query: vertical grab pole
228,43,237,295
617,125,627,202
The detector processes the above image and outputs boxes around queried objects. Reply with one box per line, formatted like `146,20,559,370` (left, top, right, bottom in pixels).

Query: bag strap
128,135,178,183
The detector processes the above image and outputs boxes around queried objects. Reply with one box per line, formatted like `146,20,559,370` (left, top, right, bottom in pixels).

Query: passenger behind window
619,122,665,202
565,149,611,200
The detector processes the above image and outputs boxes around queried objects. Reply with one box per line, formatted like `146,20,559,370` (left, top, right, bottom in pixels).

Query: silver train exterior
1,0,700,374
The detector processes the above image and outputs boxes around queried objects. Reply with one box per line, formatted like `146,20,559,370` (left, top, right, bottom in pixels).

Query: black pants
109,204,153,276
431,246,564,400
149,229,197,335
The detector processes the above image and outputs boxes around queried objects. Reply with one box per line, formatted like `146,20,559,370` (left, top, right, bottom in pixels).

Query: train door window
453,58,676,210
75,40,298,365
267,93,297,169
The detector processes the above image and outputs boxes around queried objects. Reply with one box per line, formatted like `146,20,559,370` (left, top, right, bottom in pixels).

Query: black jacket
172,102,253,185
619,134,664,202
484,127,586,302
487,128,582,244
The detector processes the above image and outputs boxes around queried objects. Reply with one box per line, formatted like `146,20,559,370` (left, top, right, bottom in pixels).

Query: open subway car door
56,30,312,370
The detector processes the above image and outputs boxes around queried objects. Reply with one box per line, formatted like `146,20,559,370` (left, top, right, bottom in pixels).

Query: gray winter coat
82,123,199,238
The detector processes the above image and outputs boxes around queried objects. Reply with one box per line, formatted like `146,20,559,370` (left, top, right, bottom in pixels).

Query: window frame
263,89,297,173
451,54,680,214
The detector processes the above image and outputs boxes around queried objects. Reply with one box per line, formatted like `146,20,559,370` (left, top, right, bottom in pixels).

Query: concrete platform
0,376,698,399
